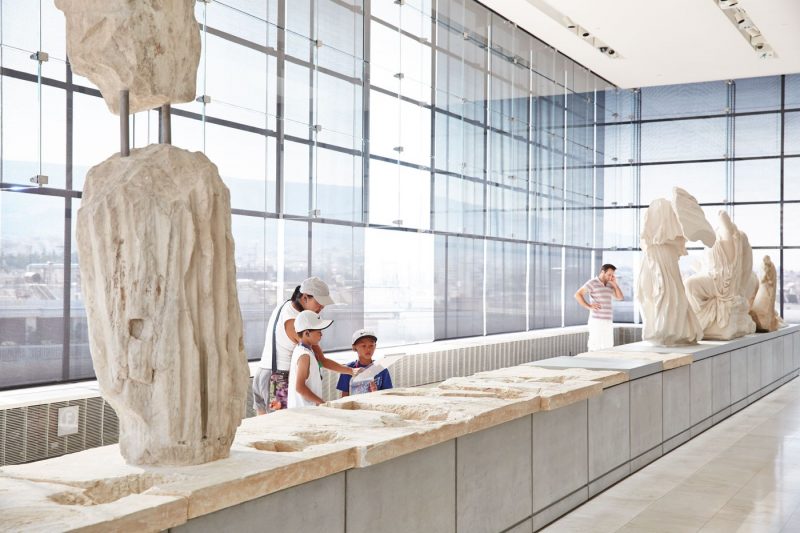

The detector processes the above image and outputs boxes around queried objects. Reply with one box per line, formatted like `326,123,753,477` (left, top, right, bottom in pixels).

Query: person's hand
590,302,602,310
607,272,619,287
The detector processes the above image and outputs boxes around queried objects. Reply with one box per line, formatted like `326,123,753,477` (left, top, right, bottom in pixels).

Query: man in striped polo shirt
574,264,624,351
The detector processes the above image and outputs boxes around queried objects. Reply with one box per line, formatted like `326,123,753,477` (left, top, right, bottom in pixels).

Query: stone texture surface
750,255,783,332
581,349,693,370
588,383,630,482
55,0,200,115
346,441,456,533
685,210,758,340
172,473,345,533
76,145,249,466
456,416,532,533
636,191,707,346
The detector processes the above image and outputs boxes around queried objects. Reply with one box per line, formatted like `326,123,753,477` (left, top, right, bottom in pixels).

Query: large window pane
530,244,561,329
486,240,527,334
734,159,780,202
434,235,483,339
735,113,780,157
641,118,727,162
364,228,433,346
0,191,65,388
640,162,726,204
732,204,780,247
641,81,728,120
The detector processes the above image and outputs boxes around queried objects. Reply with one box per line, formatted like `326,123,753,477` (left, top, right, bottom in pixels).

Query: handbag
267,300,291,412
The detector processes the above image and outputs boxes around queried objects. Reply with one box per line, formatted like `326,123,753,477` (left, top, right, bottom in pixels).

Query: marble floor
544,378,800,533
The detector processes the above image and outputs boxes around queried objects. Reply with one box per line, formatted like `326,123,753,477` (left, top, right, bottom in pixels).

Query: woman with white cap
253,276,358,414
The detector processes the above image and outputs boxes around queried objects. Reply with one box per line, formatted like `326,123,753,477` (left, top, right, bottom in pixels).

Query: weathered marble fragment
749,255,784,332
636,190,709,346
672,187,715,247
685,211,758,340
76,144,249,466
55,0,200,114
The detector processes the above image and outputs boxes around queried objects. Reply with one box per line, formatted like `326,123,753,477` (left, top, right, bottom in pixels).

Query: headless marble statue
684,211,758,340
636,188,713,346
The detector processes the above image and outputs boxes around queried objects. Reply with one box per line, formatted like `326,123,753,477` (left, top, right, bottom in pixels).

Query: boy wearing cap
336,329,393,397
288,310,335,408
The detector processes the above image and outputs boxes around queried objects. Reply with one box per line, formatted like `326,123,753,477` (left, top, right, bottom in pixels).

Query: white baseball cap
351,328,378,345
294,310,333,333
299,276,335,306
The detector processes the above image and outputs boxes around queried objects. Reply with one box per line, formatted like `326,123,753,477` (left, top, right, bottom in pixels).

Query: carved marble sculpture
685,211,758,340
636,188,714,346
61,0,249,465
56,0,200,114
749,255,783,332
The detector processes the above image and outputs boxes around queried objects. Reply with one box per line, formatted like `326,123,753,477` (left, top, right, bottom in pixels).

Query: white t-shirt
287,344,323,408
258,301,300,371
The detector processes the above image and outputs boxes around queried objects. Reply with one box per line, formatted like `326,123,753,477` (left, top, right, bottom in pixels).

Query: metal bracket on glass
394,0,405,5
392,219,403,226
29,51,49,62
314,39,323,48
463,31,470,40
312,124,322,133
196,95,211,104
393,72,404,80
393,146,404,153
310,209,321,218
30,174,49,186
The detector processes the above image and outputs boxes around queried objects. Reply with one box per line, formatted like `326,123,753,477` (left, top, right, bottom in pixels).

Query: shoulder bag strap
271,299,291,371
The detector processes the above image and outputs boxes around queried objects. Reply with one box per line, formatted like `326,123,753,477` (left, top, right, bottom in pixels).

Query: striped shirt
583,277,614,321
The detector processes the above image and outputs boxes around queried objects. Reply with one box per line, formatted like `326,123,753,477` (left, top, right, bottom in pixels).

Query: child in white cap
287,310,335,408
336,328,393,397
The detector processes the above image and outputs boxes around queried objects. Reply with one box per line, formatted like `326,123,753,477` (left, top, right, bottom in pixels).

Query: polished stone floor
544,378,800,533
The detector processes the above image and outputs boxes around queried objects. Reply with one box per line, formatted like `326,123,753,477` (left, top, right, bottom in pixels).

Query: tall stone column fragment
55,0,200,115
77,145,249,465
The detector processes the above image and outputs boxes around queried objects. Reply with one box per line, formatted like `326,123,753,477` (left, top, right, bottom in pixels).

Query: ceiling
479,0,800,88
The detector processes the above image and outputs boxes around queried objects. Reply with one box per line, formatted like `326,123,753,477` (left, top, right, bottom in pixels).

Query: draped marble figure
684,211,758,341
749,255,783,332
636,188,713,346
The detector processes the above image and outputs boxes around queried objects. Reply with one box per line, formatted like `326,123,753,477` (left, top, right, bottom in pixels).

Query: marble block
750,255,783,332
581,349,693,370
76,145,250,466
685,210,758,341
55,0,200,114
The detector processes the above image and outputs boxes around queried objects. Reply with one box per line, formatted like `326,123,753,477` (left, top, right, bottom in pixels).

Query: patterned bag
267,300,291,412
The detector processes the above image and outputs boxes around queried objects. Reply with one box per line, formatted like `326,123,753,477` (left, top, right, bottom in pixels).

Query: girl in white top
288,310,333,408
253,277,358,414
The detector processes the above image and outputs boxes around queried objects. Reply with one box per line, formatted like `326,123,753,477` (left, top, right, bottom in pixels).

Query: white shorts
587,317,614,351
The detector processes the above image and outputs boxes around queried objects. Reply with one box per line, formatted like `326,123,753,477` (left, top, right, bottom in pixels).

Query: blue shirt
336,360,393,395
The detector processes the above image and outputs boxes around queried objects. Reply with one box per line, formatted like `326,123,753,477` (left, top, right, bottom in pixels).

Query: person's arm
608,273,624,301
294,354,324,405
574,286,600,311
284,318,300,344
336,373,351,398
312,344,358,376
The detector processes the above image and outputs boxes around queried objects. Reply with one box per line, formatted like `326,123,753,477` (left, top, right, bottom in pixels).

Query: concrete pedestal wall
173,328,800,533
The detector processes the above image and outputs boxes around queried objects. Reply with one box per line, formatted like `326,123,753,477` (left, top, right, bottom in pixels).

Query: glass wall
0,0,610,390
598,74,800,324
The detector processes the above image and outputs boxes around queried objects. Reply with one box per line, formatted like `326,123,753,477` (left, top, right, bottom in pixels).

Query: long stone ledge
1,325,796,532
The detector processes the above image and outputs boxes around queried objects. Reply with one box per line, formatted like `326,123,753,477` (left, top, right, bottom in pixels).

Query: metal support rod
160,103,171,144
120,89,130,157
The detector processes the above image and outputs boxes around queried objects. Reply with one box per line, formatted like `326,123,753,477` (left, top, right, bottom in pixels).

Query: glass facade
598,75,800,324
0,0,610,389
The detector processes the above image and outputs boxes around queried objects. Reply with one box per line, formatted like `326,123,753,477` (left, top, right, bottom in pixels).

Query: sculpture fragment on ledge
749,255,784,332
59,0,249,465
636,188,714,346
685,211,758,341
